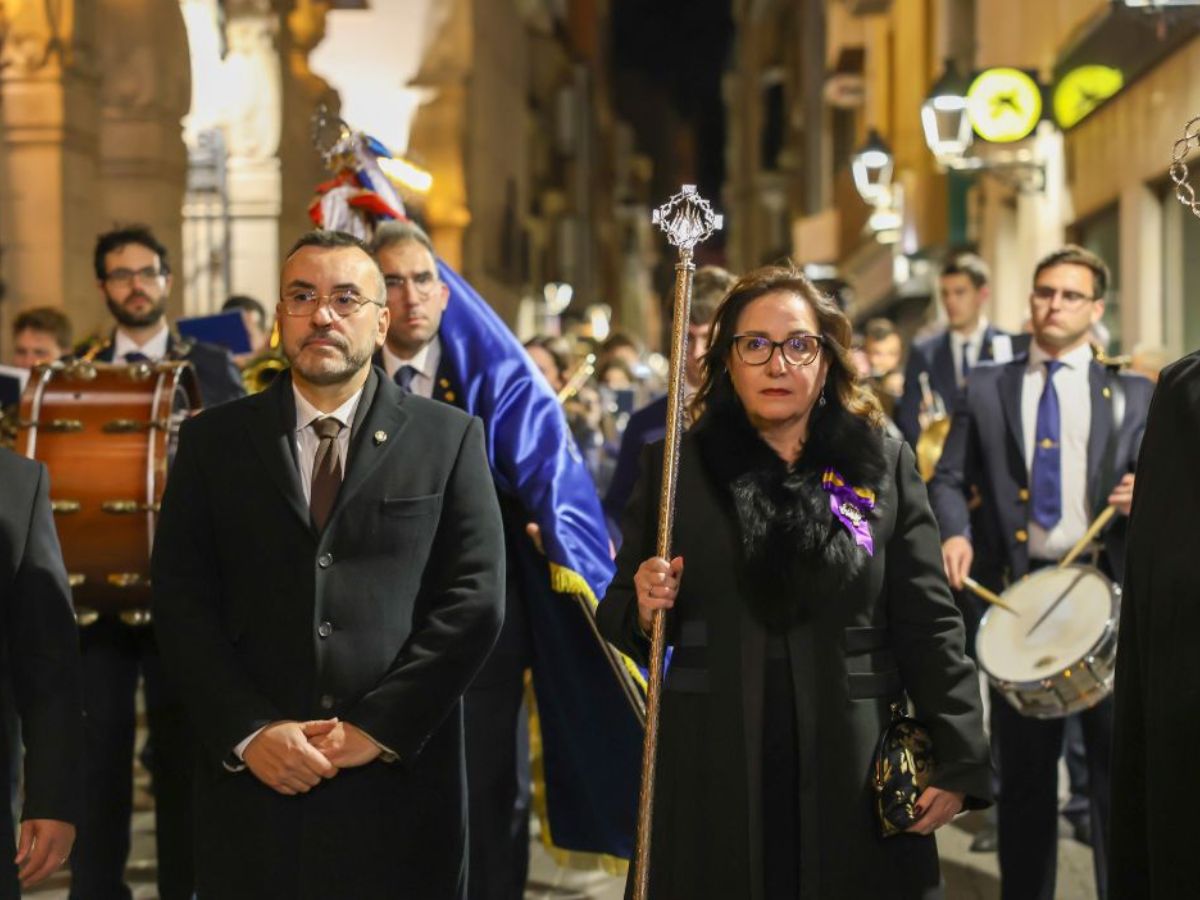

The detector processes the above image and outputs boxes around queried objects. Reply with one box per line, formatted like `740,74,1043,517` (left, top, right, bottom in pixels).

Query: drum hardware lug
118,610,153,627
101,419,168,434
51,499,82,514
75,607,100,627
67,573,86,588
124,363,155,381
26,419,85,433
101,501,161,515
64,361,98,382
107,573,149,588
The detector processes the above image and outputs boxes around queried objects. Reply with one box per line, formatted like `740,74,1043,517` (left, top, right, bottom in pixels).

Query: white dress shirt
292,384,363,504
113,324,170,361
949,318,990,387
1022,341,1094,561
380,336,441,399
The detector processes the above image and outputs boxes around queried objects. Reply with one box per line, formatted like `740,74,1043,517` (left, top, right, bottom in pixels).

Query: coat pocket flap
380,494,443,517
844,625,889,654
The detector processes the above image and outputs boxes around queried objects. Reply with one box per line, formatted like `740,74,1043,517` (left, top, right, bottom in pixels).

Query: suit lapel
1086,361,1112,513
244,373,312,533
999,360,1026,473
331,371,410,522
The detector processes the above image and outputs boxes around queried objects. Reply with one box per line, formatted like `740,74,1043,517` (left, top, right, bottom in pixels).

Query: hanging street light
851,129,895,206
921,60,974,162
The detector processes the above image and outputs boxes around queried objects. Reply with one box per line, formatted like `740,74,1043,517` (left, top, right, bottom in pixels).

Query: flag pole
632,185,722,900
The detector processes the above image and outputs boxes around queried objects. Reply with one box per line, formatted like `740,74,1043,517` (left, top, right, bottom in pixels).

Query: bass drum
976,564,1120,719
17,360,201,623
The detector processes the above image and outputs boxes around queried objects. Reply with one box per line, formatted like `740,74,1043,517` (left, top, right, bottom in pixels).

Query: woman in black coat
597,266,991,899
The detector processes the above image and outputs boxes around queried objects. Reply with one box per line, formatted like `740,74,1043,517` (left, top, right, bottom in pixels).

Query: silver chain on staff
1170,116,1200,220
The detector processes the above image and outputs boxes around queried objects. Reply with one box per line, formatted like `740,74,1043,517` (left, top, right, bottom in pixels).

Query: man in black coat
152,230,504,898
929,245,1153,900
69,225,245,900
896,252,1025,447
0,447,84,897
1109,348,1199,899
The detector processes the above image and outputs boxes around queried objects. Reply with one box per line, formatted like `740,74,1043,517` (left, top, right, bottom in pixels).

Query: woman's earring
818,389,827,407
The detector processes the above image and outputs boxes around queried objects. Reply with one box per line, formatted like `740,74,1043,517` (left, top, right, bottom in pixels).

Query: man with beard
86,225,243,406
69,226,243,900
152,230,504,898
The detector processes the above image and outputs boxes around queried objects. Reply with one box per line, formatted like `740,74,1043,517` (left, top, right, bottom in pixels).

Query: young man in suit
604,265,735,531
929,245,1153,900
0,447,83,898
1109,348,1199,899
896,252,1024,447
70,225,245,900
151,230,504,898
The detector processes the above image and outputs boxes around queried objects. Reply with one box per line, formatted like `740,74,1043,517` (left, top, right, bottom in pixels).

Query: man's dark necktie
1030,360,1064,529
960,341,972,384
394,365,418,396
124,351,149,363
309,416,344,531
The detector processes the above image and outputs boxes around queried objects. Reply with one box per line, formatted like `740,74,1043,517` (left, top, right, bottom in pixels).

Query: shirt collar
292,383,365,434
382,334,441,380
113,324,170,361
1028,339,1094,372
950,317,989,348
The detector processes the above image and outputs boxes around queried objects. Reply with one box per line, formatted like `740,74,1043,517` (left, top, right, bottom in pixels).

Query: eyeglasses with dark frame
104,266,166,286
279,288,384,319
384,272,441,298
1031,285,1095,306
732,333,826,367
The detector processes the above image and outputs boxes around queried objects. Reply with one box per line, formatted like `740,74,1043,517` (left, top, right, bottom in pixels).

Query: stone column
95,0,192,322
0,0,102,339
223,0,284,308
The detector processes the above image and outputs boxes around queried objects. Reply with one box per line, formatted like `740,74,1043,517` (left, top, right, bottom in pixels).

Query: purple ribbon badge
821,468,876,556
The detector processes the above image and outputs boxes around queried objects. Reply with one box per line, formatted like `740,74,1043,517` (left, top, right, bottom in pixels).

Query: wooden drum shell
17,361,200,617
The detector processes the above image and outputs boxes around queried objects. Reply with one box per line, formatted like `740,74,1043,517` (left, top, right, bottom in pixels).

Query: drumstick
1025,568,1088,638
1058,505,1117,569
962,577,1019,615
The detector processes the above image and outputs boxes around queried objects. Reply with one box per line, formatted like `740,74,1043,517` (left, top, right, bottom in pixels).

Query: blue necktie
1030,360,1063,530
124,351,149,363
393,365,417,396
960,342,972,384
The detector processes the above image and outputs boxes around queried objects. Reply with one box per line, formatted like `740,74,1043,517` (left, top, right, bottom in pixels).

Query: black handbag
872,701,936,838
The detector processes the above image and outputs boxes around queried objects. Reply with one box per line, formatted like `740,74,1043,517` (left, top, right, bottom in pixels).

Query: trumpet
557,353,596,404
914,371,950,482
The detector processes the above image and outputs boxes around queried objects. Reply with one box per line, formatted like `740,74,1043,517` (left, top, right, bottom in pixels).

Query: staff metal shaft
633,185,721,900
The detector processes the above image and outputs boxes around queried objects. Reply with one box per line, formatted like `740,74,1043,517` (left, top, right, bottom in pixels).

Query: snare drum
17,360,200,620
976,565,1120,719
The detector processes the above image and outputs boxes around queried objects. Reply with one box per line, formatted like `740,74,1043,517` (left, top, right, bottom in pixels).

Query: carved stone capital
0,0,89,77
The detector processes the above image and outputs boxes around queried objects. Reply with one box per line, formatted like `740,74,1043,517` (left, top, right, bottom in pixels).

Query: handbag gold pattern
872,702,935,837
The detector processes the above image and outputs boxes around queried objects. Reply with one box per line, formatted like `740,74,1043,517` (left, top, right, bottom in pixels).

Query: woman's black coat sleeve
886,440,993,808
596,444,661,665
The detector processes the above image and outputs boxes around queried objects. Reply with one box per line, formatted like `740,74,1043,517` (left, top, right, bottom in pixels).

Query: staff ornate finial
1170,116,1200,220
652,184,724,253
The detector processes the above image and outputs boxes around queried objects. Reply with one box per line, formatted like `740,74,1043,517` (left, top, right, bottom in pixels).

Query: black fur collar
693,386,889,627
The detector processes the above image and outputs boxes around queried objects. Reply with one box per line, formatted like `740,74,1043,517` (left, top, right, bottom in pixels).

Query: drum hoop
977,563,1120,690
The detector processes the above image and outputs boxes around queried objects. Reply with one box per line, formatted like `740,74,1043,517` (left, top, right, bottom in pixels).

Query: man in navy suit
603,265,735,533
929,245,1153,900
896,252,1024,447
71,225,244,900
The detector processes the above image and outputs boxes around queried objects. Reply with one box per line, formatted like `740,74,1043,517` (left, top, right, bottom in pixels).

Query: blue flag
437,261,643,861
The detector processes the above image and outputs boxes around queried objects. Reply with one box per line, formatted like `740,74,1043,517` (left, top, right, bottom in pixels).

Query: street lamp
920,63,1048,194
851,129,894,206
921,60,974,161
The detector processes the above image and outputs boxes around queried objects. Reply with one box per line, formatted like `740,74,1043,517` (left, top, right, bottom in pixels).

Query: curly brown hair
689,264,884,428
